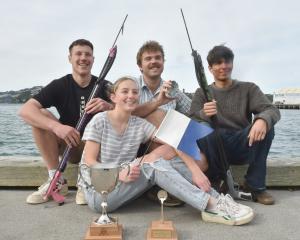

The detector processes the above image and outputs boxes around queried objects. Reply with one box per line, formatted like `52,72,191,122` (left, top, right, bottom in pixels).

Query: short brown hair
69,39,94,53
136,40,165,66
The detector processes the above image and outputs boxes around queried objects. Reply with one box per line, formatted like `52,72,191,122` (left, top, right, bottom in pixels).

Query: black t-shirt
33,74,111,128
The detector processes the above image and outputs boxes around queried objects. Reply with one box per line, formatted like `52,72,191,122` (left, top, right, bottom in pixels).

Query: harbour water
0,104,299,163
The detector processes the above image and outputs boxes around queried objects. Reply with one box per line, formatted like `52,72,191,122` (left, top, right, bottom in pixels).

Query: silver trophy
80,162,129,239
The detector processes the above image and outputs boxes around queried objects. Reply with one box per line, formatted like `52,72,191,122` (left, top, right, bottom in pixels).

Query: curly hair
136,40,165,66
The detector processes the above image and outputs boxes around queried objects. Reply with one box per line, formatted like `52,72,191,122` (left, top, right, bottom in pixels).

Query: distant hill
0,86,42,103
0,86,193,104
0,86,272,104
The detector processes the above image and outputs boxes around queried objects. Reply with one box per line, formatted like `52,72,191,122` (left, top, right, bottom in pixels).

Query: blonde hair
111,76,138,94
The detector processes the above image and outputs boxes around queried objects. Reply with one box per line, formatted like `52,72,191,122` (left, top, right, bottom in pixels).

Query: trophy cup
80,162,128,240
147,190,178,240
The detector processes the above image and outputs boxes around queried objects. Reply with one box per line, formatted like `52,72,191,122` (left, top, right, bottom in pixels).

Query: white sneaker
202,194,254,226
26,178,68,204
76,187,87,205
224,194,253,214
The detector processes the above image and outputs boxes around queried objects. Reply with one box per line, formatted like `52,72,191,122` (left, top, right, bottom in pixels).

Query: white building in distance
273,88,300,104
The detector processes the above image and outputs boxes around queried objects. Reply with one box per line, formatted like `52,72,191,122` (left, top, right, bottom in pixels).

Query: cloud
1,0,299,93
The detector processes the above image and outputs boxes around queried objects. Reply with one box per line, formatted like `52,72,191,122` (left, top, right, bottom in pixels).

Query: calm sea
0,104,299,163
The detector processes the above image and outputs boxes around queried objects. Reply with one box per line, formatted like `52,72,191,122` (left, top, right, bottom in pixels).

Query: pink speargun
44,14,128,205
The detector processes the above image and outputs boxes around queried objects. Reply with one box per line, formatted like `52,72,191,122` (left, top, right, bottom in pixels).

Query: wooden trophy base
147,220,178,240
84,222,123,240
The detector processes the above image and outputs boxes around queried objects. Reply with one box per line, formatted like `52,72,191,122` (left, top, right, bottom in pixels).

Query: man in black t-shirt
19,39,112,205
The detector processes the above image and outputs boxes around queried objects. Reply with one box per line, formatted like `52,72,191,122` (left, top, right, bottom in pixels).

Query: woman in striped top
80,76,254,226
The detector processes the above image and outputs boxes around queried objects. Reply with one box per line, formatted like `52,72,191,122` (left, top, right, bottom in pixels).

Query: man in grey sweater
190,45,281,205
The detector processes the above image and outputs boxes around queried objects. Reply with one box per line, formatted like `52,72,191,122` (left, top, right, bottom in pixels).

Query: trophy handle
79,163,93,189
120,162,131,177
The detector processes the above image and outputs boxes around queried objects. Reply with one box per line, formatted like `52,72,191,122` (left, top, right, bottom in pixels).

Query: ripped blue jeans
82,157,219,213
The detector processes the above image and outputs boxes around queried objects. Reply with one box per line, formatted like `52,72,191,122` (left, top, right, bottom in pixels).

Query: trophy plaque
147,190,178,240
81,162,128,240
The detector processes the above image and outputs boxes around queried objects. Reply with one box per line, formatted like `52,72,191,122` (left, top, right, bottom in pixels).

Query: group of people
19,39,280,226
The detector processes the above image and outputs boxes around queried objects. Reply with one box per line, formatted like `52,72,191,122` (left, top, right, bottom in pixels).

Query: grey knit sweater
189,80,281,131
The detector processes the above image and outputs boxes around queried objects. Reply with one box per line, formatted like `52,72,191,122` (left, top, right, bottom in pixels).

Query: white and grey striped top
82,112,156,165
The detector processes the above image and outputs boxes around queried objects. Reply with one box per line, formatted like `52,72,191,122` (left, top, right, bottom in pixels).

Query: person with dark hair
133,40,192,206
19,39,113,205
190,45,281,205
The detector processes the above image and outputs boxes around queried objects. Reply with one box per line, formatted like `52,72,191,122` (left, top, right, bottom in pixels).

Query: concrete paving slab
0,190,299,240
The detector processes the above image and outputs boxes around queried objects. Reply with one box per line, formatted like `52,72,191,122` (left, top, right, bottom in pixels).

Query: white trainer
202,194,254,226
26,178,68,204
76,187,87,205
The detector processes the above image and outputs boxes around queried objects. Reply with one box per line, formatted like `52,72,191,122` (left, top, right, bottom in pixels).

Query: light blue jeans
83,157,219,213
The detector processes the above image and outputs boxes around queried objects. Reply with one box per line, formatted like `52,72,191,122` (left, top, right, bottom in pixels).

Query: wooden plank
231,164,300,187
0,157,78,187
0,157,300,187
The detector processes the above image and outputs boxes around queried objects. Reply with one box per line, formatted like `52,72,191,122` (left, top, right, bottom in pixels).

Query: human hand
155,80,175,106
85,98,113,114
248,119,267,146
53,124,80,147
119,162,141,183
192,171,211,192
203,100,217,117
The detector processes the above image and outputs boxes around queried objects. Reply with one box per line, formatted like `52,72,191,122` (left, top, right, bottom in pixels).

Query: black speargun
180,9,252,201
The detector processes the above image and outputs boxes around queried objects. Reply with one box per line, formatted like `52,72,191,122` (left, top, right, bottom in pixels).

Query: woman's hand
175,149,211,192
119,162,141,183
192,171,211,192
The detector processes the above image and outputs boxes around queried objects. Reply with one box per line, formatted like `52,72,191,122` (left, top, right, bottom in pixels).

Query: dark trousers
197,126,275,191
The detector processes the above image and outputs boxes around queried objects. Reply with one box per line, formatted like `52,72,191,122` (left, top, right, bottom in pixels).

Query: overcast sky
1,0,299,93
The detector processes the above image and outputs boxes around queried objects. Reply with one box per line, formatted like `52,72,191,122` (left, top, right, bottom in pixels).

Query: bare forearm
176,150,202,175
18,99,60,132
83,141,100,166
133,100,161,117
176,149,211,191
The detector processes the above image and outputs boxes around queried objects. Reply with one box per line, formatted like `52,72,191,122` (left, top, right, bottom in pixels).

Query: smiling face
209,58,233,82
138,50,164,80
111,78,139,112
68,45,94,77
206,45,234,85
